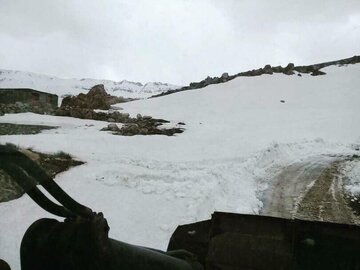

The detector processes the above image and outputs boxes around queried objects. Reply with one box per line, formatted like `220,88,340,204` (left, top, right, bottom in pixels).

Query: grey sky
0,0,359,84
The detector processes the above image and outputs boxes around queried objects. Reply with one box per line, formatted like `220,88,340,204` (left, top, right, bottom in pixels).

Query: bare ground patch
0,122,57,135
261,156,360,225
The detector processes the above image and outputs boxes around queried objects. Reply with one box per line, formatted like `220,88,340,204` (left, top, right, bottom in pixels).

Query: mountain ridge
0,68,181,100
151,55,360,98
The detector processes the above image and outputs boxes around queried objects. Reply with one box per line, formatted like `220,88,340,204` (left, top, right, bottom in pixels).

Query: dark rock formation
311,70,327,76
263,65,273,75
61,84,127,110
283,63,295,75
106,123,120,131
101,117,184,136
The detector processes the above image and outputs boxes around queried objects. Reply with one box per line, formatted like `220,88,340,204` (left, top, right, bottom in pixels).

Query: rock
83,109,94,119
283,63,295,75
142,115,152,120
280,100,285,103
311,70,326,76
272,66,284,73
263,65,273,75
60,84,124,110
70,108,84,119
54,107,70,117
136,114,142,120
221,72,229,79
220,73,230,82
120,123,140,135
294,65,315,74
60,96,72,107
108,118,115,122
107,123,119,131
285,63,295,70
87,84,108,97
139,128,149,135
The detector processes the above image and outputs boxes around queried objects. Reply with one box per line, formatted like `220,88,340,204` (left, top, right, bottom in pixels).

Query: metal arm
0,145,92,218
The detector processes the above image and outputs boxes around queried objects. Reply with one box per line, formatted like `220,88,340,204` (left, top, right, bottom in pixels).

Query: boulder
60,84,125,110
220,73,230,82
87,84,108,97
283,63,295,75
120,123,140,136
107,123,120,131
263,65,273,74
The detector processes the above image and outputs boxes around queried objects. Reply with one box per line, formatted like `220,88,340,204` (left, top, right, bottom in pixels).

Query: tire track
261,156,359,224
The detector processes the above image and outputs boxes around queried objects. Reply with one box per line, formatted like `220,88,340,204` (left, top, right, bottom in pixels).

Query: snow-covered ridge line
0,69,181,99
152,55,360,98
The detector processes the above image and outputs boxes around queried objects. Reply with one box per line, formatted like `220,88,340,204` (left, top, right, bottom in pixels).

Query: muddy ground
261,155,360,225
0,122,57,135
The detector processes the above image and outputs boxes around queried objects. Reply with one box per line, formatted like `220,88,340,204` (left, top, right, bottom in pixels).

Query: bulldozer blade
168,212,360,270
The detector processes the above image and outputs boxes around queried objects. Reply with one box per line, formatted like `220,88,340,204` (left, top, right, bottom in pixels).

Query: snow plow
168,211,360,269
1,144,360,270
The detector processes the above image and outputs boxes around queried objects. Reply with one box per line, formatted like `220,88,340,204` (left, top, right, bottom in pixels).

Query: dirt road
260,156,359,224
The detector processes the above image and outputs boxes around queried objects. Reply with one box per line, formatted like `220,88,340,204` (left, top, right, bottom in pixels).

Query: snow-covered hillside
1,63,360,269
0,69,180,99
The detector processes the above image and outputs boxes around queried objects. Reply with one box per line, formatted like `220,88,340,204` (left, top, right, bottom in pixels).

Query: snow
344,160,360,196
0,64,360,269
0,69,181,103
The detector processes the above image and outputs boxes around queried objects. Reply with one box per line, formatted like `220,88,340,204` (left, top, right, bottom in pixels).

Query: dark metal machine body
168,212,360,270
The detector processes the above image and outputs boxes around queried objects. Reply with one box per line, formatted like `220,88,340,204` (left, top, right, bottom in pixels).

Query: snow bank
344,160,360,196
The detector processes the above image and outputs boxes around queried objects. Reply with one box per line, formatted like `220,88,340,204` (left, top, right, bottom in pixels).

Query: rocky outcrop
152,55,360,98
0,85,129,116
54,107,131,122
101,116,184,136
55,106,185,136
61,84,127,110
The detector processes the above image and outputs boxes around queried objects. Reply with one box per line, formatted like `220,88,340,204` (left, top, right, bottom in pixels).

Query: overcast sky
0,0,359,85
